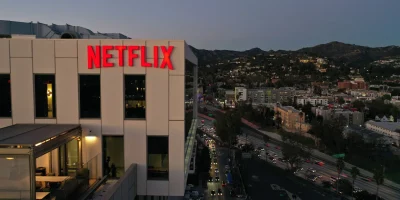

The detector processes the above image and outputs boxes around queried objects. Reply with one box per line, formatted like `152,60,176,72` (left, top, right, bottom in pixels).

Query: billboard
235,87,247,101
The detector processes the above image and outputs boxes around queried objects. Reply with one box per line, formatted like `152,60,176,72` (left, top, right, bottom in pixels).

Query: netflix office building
0,38,198,200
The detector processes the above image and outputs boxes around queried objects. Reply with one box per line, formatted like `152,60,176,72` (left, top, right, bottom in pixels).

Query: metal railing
102,164,137,200
184,119,198,184
82,154,99,186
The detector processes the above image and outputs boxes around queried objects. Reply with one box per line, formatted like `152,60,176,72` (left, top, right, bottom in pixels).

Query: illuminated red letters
87,45,174,70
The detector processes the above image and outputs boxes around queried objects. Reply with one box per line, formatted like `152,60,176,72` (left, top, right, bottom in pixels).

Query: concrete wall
0,39,191,197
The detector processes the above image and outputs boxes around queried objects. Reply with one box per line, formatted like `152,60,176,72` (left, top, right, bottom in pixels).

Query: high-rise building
0,25,198,199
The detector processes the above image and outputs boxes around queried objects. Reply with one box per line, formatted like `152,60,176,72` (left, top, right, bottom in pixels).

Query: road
205,137,231,199
239,154,338,200
199,116,400,200
236,131,400,200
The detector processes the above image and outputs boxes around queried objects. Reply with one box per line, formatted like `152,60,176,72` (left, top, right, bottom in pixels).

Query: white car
307,168,316,173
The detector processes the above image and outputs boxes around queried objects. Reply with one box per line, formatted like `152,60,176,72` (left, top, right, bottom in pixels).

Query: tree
214,110,242,147
351,167,360,199
381,94,391,101
282,140,312,171
352,100,365,112
338,97,345,105
197,146,211,173
336,158,345,194
373,165,385,200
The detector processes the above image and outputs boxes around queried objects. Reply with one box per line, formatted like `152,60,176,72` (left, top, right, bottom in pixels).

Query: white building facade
365,121,400,145
0,38,198,199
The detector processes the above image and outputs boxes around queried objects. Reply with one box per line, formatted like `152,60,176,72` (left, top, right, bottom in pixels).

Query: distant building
274,105,311,133
349,90,391,101
234,87,247,101
296,97,329,106
315,107,364,126
338,80,368,90
365,121,400,145
225,90,235,104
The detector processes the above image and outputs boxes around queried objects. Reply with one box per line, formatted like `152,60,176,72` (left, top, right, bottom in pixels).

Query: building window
125,75,145,119
79,75,101,118
185,60,195,141
0,74,11,117
103,136,125,178
34,75,56,118
147,136,169,180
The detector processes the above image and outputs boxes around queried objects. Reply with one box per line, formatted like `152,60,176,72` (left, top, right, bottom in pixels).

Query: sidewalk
197,112,400,191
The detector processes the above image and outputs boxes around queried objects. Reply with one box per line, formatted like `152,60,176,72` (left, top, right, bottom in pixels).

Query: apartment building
315,108,364,126
274,105,310,133
296,97,329,106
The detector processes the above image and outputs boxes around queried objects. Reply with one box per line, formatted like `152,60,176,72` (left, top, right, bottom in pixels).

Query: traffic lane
209,145,226,199
240,135,400,200
216,147,230,200
241,156,332,200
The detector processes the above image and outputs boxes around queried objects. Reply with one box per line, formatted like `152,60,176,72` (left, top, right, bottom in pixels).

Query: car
208,177,213,182
221,181,226,186
275,146,281,150
225,165,230,169
217,188,223,196
213,159,218,165
215,176,220,182
307,168,316,173
305,159,311,163
215,169,219,173
361,177,372,182
210,190,216,196
266,143,270,147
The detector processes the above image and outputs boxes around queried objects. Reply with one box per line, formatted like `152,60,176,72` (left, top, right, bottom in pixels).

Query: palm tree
350,167,360,199
373,165,385,200
336,158,345,194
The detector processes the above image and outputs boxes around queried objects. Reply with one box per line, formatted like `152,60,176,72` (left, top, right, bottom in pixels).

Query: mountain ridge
189,41,400,66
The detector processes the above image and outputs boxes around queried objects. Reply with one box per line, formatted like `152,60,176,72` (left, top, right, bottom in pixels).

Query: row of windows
103,135,169,180
0,74,146,119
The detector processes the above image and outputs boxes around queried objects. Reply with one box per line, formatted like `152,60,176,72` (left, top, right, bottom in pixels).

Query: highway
199,115,400,200
204,137,233,199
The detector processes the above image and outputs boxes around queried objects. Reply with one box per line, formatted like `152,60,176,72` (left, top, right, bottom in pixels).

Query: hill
190,42,400,67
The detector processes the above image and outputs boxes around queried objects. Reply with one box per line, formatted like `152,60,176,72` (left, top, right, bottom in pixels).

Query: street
237,131,400,200
199,115,400,200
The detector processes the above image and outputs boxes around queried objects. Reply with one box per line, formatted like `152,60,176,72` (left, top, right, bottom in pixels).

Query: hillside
190,42,400,67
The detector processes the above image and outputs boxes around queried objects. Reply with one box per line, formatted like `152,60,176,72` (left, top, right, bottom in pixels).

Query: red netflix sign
87,45,174,70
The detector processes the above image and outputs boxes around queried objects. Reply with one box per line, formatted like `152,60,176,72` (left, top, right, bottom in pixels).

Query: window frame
79,74,101,119
0,73,12,118
147,136,169,181
33,73,57,119
124,74,146,120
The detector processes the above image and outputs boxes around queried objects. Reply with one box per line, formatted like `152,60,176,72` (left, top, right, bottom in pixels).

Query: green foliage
337,179,353,195
197,145,211,173
366,99,399,121
352,100,365,111
322,181,332,189
214,110,242,144
338,97,345,105
281,140,312,171
350,166,360,185
280,130,316,149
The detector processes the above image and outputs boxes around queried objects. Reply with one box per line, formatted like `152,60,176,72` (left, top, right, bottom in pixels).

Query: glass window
147,136,169,180
125,75,145,119
103,136,125,178
0,74,11,117
0,154,31,200
79,75,101,118
34,75,56,118
185,60,195,140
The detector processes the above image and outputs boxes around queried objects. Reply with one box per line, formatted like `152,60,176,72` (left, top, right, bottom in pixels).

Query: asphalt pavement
237,133,400,200
199,116,400,200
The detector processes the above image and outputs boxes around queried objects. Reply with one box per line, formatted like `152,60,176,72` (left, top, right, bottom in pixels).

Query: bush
337,179,353,195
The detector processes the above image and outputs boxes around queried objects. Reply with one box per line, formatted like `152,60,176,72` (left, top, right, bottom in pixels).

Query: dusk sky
1,0,399,50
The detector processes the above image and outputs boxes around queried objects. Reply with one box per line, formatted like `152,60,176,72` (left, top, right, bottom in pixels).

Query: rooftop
367,121,400,132
0,20,130,39
0,124,80,145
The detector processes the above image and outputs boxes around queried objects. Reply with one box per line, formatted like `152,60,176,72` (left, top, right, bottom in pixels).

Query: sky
1,0,400,51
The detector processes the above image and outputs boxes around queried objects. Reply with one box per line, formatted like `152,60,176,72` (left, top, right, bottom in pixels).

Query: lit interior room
0,124,98,200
